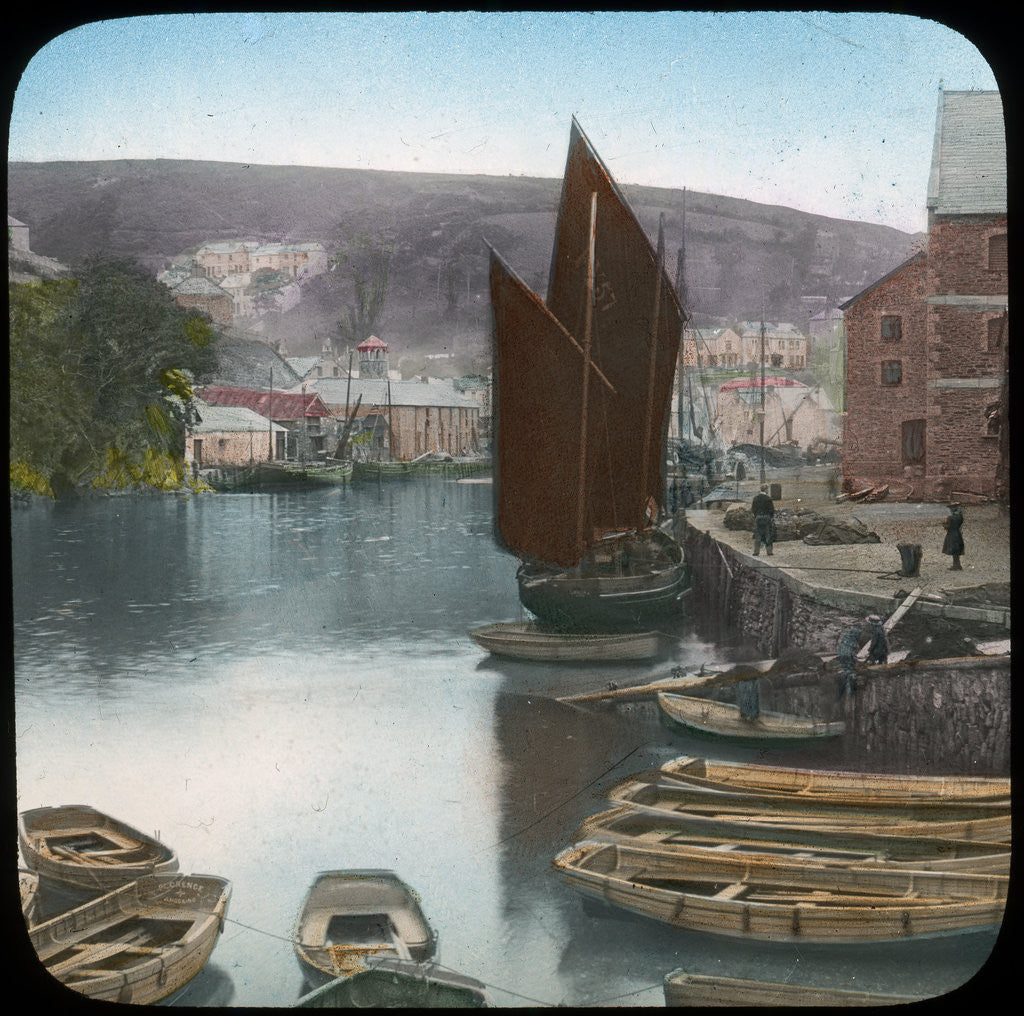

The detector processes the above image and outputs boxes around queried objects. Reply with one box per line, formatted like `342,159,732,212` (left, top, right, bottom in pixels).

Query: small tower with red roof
357,335,389,379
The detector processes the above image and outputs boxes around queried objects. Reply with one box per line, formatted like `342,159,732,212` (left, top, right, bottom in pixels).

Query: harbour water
12,476,1002,1006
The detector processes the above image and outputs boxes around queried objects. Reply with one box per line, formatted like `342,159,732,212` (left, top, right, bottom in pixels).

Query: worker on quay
865,614,889,665
751,485,776,557
942,503,965,571
836,622,864,699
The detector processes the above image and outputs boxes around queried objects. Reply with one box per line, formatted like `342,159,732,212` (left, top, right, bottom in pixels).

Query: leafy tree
9,258,217,496
333,231,394,347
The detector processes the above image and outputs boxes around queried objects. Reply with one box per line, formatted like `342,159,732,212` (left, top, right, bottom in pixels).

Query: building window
988,234,1007,272
881,315,902,341
987,314,1007,352
882,360,903,386
901,419,926,466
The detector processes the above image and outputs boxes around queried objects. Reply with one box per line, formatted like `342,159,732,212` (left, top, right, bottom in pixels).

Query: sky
7,11,1002,234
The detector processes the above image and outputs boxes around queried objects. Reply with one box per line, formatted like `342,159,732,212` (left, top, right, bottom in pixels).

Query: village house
195,385,336,462
715,376,839,451
194,240,328,280
733,322,809,370
184,400,288,470
168,273,234,325
841,89,1006,500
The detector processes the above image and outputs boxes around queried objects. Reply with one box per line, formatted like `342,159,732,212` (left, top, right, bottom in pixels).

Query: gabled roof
926,90,1005,216
173,276,229,297
300,376,481,410
196,386,331,420
285,356,324,379
838,250,926,311
190,399,287,434
200,339,302,390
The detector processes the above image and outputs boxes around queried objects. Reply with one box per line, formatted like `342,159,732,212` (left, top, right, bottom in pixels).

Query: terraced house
842,89,1007,500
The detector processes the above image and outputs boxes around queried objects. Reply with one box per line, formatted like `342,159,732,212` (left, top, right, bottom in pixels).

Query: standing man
865,614,889,664
942,503,965,570
836,622,864,699
751,484,776,557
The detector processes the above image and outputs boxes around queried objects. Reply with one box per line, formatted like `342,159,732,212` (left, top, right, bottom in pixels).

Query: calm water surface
12,477,1000,1006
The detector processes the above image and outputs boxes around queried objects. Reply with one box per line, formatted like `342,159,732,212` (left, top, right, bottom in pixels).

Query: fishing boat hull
663,970,926,1007
295,958,489,1008
574,804,1011,874
354,460,414,480
468,622,662,661
517,531,691,632
658,756,1012,805
657,693,844,746
282,459,354,485
29,873,231,1004
19,805,179,891
20,869,41,927
554,841,1006,943
293,870,437,989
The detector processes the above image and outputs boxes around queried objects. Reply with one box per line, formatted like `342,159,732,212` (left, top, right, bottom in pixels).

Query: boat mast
759,305,766,485
575,192,598,559
640,214,666,523
269,367,274,462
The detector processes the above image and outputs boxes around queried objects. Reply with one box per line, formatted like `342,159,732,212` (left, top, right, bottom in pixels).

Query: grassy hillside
8,159,923,358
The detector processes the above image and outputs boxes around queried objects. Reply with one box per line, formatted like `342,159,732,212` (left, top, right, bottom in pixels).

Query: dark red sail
545,119,684,543
489,249,616,567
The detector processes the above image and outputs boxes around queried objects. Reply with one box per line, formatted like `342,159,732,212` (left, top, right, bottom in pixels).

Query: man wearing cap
751,485,776,557
942,503,965,571
865,614,889,665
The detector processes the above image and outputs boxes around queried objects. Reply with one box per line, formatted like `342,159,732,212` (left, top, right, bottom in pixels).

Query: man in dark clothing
942,504,965,570
751,485,775,556
836,623,863,699
865,614,889,664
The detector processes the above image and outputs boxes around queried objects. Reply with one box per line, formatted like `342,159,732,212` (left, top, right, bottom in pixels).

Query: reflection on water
12,479,1003,1006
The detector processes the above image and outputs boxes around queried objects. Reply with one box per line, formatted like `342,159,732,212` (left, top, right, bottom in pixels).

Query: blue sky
8,11,1000,233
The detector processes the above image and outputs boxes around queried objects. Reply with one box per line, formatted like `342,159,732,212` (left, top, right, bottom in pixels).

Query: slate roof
285,356,324,379
200,339,302,390
190,400,287,434
927,90,1006,216
838,251,926,311
300,376,481,411
173,276,230,297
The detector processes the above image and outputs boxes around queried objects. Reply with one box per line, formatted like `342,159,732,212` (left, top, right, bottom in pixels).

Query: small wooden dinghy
608,778,1013,843
295,957,489,1008
20,869,41,927
663,969,927,1007
553,840,1006,943
574,804,1011,874
19,805,179,891
29,873,231,1004
659,756,1012,805
293,870,437,988
656,693,844,745
469,622,662,662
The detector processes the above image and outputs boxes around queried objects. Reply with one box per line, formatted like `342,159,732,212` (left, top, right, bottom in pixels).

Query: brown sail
546,118,684,544
489,248,615,567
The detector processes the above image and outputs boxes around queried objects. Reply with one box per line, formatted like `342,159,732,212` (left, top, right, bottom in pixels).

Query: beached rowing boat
658,756,1011,804
293,870,437,989
607,778,1012,843
573,804,1010,874
19,805,179,891
20,868,41,927
29,873,231,1004
553,840,1006,943
468,622,662,662
663,969,928,1007
656,693,844,745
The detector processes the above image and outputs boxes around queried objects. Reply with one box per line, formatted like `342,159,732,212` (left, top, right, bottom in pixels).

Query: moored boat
656,693,844,746
20,868,41,926
19,805,179,891
293,870,437,989
658,756,1011,804
553,840,1007,943
28,872,231,1004
282,459,354,485
295,957,489,1008
489,118,691,634
468,622,662,662
353,459,413,480
608,778,1013,842
574,804,1011,874
663,969,928,1007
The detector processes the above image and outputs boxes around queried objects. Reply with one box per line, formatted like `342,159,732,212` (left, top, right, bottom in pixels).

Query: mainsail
545,118,684,548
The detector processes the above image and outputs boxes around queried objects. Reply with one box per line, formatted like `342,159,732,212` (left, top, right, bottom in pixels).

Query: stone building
841,89,1006,500
169,274,234,325
185,400,287,468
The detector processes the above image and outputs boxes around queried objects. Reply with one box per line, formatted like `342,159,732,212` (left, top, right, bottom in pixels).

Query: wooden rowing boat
20,868,41,927
663,970,927,1007
659,756,1011,804
656,693,844,745
29,873,231,1004
295,957,490,1008
574,804,1011,874
19,805,179,891
608,779,1013,842
553,840,1006,943
293,870,437,989
468,622,662,662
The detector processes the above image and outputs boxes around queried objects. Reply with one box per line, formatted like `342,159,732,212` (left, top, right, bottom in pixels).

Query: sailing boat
488,119,690,632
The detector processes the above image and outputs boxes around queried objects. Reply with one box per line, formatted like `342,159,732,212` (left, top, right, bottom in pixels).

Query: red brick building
841,90,1007,500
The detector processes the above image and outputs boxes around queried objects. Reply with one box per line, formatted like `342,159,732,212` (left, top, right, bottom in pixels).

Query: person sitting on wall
836,622,864,699
751,485,776,557
865,614,889,665
942,503,965,571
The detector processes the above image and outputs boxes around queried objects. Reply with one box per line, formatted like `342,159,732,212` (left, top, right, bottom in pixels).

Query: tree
333,231,394,348
9,258,217,496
